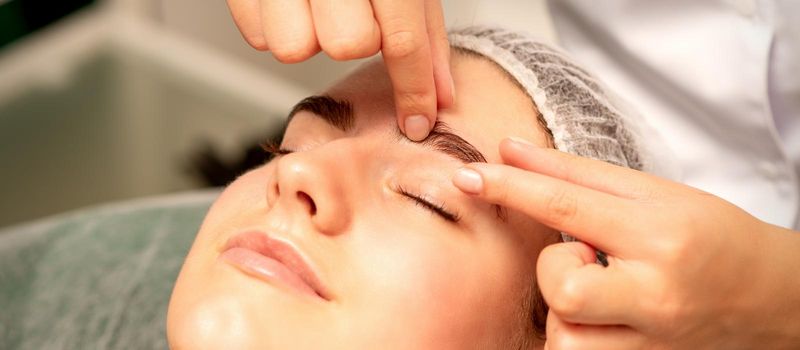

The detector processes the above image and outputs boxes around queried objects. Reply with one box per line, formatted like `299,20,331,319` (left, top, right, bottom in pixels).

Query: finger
423,0,454,108
310,0,381,60
372,0,437,141
499,137,677,200
260,0,320,63
227,0,268,50
546,312,646,350
452,163,646,254
538,242,645,327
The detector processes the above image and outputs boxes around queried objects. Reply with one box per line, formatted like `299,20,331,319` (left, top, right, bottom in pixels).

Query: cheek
344,228,477,344
192,166,271,247
343,217,530,345
212,166,270,219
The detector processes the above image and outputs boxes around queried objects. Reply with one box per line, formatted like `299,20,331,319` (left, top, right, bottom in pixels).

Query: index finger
452,163,648,255
423,0,454,109
372,0,438,142
499,138,678,200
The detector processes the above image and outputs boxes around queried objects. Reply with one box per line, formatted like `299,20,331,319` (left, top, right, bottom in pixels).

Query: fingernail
405,115,430,141
452,168,483,194
508,136,535,147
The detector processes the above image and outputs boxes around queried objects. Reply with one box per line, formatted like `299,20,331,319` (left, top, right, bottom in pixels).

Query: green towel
0,190,218,349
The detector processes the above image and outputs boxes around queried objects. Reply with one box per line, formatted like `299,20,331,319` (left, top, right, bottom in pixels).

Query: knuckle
655,217,695,264
542,188,578,226
626,178,658,202
643,291,685,334
396,90,433,112
487,172,513,204
549,276,587,318
636,270,688,335
660,236,691,265
382,29,424,59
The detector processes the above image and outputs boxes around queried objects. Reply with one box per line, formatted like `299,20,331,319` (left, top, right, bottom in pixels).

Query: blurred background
0,0,555,228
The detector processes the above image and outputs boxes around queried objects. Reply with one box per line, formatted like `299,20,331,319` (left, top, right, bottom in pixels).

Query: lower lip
219,247,320,299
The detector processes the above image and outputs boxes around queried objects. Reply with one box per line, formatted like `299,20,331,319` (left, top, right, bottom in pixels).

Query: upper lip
222,231,331,301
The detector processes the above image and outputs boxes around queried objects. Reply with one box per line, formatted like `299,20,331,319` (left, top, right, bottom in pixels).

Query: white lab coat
544,0,800,229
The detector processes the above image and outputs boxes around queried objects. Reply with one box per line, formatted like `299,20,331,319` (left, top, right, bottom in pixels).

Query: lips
219,231,330,301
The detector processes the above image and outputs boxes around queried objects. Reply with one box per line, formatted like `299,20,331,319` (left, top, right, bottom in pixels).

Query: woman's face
167,54,558,349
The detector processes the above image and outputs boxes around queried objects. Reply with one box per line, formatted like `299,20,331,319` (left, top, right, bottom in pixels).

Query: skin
167,54,559,349
225,0,453,141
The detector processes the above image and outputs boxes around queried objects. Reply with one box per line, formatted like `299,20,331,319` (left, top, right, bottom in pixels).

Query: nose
266,151,352,235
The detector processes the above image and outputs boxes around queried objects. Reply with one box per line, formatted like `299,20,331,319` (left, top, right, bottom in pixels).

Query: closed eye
397,186,461,223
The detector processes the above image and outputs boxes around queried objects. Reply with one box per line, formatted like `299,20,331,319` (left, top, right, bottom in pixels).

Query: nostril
297,191,317,215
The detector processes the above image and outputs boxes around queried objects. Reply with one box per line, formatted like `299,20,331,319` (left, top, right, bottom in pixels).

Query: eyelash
397,185,460,223
262,140,459,223
261,140,293,156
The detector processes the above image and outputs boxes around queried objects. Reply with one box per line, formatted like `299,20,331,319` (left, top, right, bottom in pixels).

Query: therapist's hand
226,0,453,141
453,138,800,350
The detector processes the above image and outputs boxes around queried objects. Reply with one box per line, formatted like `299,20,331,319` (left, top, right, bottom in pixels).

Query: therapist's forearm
750,225,800,348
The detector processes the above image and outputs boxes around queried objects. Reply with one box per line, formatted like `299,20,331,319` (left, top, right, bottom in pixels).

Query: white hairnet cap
448,26,677,247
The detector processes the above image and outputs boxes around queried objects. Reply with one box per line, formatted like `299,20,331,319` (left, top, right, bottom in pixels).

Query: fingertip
393,87,437,141
506,136,536,147
270,41,320,63
403,114,432,141
245,35,269,51
501,136,537,154
538,242,598,278
499,136,547,164
452,167,484,195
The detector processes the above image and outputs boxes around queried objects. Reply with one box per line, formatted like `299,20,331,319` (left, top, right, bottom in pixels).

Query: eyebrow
287,95,487,164
287,95,354,131
416,122,487,163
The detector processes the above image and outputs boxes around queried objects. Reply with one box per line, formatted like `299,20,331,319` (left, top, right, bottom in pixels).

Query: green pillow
0,190,218,349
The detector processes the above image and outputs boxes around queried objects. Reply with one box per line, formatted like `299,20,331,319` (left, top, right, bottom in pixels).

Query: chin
167,290,262,350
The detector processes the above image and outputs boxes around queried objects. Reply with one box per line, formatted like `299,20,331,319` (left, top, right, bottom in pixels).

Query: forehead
323,56,548,163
